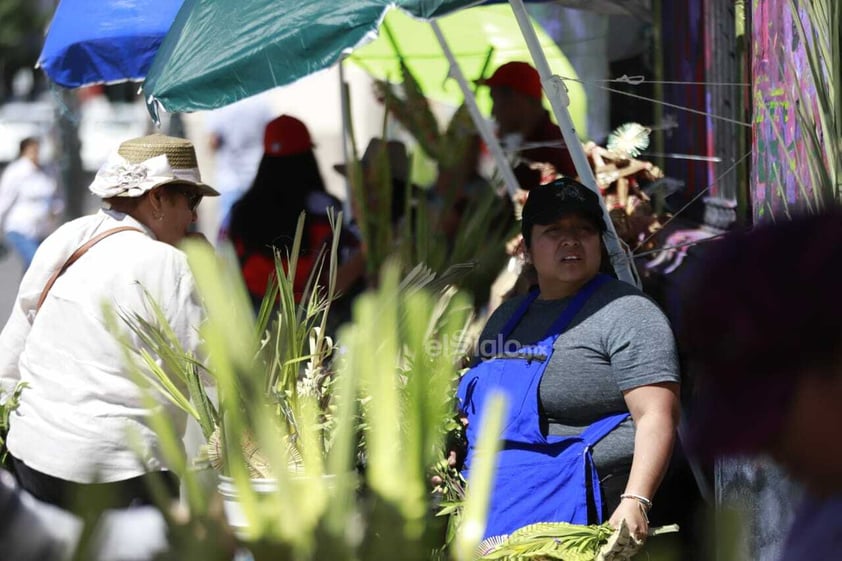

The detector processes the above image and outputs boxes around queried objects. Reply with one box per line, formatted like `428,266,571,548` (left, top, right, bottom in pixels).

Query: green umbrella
143,0,479,116
348,4,587,135
143,0,584,130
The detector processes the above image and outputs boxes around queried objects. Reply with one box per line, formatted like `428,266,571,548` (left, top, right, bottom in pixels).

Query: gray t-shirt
474,277,680,484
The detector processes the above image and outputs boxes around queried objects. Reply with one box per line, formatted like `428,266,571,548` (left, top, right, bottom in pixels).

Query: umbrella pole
505,0,639,287
429,21,522,200
338,55,354,223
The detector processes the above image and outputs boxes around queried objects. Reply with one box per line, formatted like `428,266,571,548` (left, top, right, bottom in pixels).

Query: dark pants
10,455,179,511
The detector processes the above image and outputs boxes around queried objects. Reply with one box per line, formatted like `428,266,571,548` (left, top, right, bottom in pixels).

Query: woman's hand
608,498,649,544
430,450,458,490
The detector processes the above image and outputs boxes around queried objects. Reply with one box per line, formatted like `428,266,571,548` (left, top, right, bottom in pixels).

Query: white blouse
0,209,205,483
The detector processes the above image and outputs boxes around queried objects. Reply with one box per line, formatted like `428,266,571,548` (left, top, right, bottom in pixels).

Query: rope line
353,56,752,127
633,150,752,252
586,74,751,87
561,76,753,127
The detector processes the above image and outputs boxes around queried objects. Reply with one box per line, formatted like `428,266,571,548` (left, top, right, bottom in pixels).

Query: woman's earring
154,211,164,221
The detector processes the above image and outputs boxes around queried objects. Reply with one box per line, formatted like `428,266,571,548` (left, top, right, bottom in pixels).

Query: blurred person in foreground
0,134,217,511
457,178,680,548
0,465,237,561
0,137,64,272
0,466,162,561
683,206,842,561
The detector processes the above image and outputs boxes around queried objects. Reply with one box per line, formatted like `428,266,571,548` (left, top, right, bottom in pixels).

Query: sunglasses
169,185,203,211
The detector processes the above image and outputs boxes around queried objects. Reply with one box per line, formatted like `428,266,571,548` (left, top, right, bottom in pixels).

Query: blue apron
457,274,628,540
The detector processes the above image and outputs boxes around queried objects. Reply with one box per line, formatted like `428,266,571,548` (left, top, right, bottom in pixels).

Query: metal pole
506,0,638,286
55,87,84,220
429,20,523,200
338,55,354,223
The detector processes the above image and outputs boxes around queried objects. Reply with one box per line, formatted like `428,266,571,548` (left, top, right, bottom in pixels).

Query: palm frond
480,521,614,561
786,0,841,207
0,381,27,466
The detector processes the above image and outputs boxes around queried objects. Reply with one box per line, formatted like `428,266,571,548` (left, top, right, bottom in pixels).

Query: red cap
263,115,313,156
477,61,542,100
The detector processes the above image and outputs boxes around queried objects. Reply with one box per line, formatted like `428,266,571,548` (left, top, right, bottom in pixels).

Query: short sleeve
603,294,680,391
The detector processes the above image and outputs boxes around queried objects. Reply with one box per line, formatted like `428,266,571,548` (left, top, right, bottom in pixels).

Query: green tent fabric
143,0,583,134
143,0,481,115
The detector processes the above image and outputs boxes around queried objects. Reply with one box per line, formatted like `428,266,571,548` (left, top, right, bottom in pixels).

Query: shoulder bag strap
35,226,145,313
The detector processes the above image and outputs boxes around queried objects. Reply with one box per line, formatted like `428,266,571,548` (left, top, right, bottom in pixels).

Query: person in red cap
477,61,577,190
682,206,842,560
223,115,358,308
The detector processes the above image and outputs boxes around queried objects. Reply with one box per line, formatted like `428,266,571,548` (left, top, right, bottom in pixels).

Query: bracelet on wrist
620,493,653,511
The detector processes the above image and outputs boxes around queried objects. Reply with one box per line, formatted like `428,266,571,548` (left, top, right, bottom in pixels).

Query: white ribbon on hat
88,152,202,198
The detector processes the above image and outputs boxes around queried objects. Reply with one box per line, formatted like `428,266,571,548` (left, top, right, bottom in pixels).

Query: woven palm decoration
606,123,651,159
206,426,303,479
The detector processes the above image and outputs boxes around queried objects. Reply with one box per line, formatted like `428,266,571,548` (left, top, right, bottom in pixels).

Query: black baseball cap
521,178,607,242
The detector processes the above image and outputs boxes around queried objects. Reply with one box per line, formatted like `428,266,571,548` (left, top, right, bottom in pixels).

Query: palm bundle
374,64,517,308
110,212,342,483
479,522,614,561
375,61,443,161
478,520,680,561
437,104,478,172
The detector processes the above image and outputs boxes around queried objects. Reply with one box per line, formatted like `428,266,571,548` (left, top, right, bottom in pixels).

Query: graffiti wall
751,0,819,221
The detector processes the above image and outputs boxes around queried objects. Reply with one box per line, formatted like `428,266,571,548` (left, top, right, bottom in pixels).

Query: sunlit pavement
0,250,22,325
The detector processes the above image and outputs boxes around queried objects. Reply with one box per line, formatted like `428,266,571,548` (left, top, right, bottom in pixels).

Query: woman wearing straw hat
0,133,218,510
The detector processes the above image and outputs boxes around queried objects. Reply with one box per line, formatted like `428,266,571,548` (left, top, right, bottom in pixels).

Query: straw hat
89,134,219,199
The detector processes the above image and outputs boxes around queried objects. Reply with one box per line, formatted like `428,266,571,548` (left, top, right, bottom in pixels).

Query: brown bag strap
36,226,145,313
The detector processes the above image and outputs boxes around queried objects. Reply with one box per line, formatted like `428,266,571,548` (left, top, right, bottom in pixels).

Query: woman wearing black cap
456,177,680,548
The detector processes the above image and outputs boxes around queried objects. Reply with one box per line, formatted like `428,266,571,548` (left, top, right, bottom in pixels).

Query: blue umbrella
35,0,637,90
37,0,184,88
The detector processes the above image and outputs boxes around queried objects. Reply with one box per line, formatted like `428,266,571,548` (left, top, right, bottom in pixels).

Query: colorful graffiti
752,0,820,221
